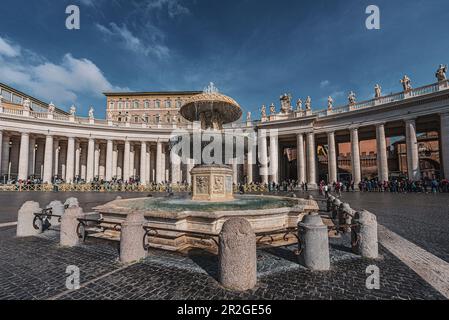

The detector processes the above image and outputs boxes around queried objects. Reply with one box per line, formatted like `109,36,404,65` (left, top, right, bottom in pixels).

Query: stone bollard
298,213,330,271
327,195,335,212
17,201,42,237
352,210,378,259
338,203,354,232
219,218,257,291
46,200,65,226
60,206,84,247
120,211,147,264
332,198,341,219
64,197,79,209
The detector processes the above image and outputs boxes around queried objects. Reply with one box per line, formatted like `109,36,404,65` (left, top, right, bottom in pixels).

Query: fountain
94,84,319,252
179,82,241,202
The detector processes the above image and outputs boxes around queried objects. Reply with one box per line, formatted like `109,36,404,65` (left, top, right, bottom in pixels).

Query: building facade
1,70,449,187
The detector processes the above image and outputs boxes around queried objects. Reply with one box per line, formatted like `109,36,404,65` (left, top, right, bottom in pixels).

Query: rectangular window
1,90,12,102
12,94,22,105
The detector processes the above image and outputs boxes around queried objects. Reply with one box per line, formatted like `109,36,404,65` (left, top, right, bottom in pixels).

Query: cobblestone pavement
0,229,444,300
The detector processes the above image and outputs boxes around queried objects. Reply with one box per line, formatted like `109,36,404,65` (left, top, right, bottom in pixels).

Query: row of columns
303,117,438,185
2,113,449,185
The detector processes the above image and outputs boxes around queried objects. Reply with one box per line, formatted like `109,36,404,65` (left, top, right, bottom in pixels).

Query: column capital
440,112,449,118
349,126,359,132
404,117,416,124
375,122,386,128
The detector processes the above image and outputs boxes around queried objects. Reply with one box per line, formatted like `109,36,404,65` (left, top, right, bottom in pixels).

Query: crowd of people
3,174,449,196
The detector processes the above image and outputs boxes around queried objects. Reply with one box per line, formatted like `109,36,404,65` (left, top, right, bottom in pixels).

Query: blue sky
0,0,449,118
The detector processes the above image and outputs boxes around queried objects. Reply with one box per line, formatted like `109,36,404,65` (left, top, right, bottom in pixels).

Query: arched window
109,102,114,110
125,101,130,109
118,102,123,109
155,100,160,108
134,101,139,109
166,100,171,108
176,100,182,108
145,101,150,109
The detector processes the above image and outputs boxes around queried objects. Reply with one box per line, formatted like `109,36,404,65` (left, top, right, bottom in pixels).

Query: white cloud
0,37,20,57
320,80,330,88
145,0,190,18
0,35,126,107
96,22,170,59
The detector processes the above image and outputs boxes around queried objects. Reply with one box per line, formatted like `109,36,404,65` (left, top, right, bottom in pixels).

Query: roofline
103,91,203,97
0,82,69,115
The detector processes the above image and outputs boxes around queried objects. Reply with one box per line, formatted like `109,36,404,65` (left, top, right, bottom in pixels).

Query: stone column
376,124,389,182
171,151,181,184
117,145,123,180
350,128,361,187
18,132,30,181
60,143,67,181
306,132,317,188
0,131,2,176
186,158,194,184
10,137,19,177
258,131,269,184
297,133,306,184
327,131,337,183
35,140,45,179
28,136,36,176
53,139,60,177
232,159,238,184
112,144,118,179
80,143,87,181
246,145,254,184
405,119,421,180
352,210,378,259
1,133,10,177
440,113,449,179
219,218,257,291
94,143,100,179
129,144,135,178
145,147,151,184
140,141,147,185
86,138,95,182
74,141,81,180
99,144,106,180
156,141,162,183
269,134,279,184
43,135,54,183
66,137,75,183
106,139,114,182
123,140,131,182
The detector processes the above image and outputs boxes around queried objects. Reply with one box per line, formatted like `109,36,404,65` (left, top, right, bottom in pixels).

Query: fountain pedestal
191,165,234,202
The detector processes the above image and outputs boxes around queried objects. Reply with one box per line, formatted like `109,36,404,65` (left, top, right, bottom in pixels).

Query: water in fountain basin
126,195,298,213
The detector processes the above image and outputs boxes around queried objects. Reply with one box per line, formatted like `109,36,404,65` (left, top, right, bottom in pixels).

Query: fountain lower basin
94,195,319,252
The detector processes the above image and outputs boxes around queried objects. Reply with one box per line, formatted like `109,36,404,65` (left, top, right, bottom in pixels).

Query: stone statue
327,96,333,111
400,75,412,92
280,93,292,113
436,64,447,82
246,111,251,122
296,99,303,111
88,107,94,119
270,103,276,115
305,96,312,111
261,105,267,118
69,105,76,116
48,102,55,114
23,98,31,111
374,84,382,98
348,91,356,105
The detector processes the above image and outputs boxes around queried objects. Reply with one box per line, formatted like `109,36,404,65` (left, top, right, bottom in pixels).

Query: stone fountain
94,83,319,252
179,82,242,202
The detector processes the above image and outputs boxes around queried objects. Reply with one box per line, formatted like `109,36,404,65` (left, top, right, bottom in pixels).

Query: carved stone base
191,164,234,202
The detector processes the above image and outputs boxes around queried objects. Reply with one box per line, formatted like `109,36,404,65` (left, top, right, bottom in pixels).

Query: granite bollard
46,200,65,226
327,195,335,212
17,201,42,237
120,211,147,264
338,203,354,232
332,198,342,219
64,197,79,209
352,210,379,259
60,206,84,247
298,213,330,271
219,218,257,291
